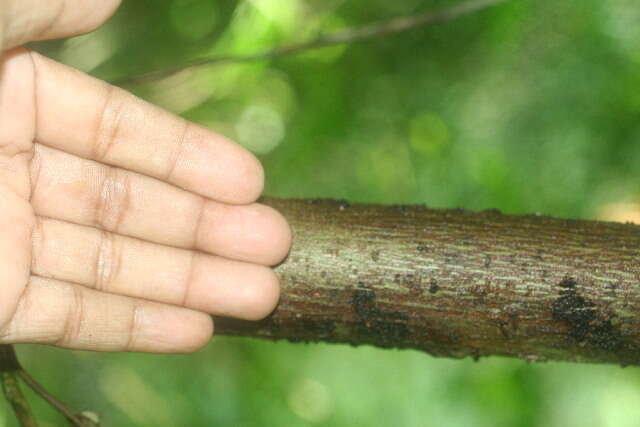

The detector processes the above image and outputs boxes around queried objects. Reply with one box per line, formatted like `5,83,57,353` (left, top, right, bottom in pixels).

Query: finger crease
95,168,131,232
30,217,46,276
95,230,118,292
92,85,123,163
164,120,189,183
192,198,207,250
181,251,198,307
124,300,140,352
57,285,85,347
28,146,43,203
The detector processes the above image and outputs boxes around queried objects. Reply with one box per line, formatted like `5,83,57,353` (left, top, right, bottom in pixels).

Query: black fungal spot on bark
558,277,576,289
498,320,512,339
605,282,619,291
351,288,410,346
470,284,488,301
551,277,624,352
484,255,492,268
483,208,502,215
352,289,376,318
444,252,459,264
417,244,429,253
356,281,370,289
429,279,440,294
391,205,412,216
471,348,482,362
300,319,335,338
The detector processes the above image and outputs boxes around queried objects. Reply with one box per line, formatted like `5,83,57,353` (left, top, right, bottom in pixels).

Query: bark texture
215,198,640,366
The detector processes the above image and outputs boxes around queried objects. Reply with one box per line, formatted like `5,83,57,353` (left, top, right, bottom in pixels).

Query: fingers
0,48,35,198
31,217,280,320
0,191,34,328
30,144,291,266
0,276,213,353
1,0,121,50
29,52,264,204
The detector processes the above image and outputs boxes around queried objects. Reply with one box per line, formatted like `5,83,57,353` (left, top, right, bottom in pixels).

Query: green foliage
18,0,640,426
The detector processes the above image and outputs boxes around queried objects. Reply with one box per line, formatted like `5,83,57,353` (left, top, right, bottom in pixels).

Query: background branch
216,198,640,367
113,0,508,86
0,345,97,426
0,345,37,427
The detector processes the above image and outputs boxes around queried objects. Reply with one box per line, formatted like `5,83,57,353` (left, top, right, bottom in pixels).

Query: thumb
1,0,121,50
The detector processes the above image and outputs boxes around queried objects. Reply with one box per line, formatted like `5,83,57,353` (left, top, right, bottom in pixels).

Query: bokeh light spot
235,104,285,154
287,378,334,423
59,31,115,73
597,202,640,224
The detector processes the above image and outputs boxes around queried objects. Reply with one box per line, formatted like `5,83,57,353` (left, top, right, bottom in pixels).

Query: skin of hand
0,0,292,353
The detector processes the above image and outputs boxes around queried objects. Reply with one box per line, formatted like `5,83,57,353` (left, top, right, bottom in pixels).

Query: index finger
1,0,121,50
30,51,264,204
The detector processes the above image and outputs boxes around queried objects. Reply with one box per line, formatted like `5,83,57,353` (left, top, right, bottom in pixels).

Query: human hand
0,0,291,353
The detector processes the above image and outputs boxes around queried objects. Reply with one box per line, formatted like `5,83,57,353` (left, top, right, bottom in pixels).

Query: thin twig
0,345,97,426
1,372,37,427
17,370,88,426
113,0,509,86
0,345,37,427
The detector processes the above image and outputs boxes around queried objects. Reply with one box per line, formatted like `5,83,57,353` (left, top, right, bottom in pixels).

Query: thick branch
216,198,640,366
114,0,508,86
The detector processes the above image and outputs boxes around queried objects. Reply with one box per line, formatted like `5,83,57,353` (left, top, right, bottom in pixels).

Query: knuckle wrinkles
30,217,47,275
165,120,190,182
95,230,122,292
57,286,85,347
93,85,125,163
181,251,198,307
95,167,131,232
29,146,43,195
124,300,140,351
192,199,207,249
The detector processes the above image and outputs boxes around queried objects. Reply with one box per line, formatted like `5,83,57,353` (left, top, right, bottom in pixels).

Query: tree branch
113,0,509,86
216,198,640,367
0,345,98,426
17,370,95,426
0,345,37,427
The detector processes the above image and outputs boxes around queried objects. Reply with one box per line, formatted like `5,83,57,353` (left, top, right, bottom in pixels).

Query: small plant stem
0,345,37,427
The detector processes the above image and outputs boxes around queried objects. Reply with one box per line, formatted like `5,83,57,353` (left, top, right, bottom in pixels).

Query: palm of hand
0,49,290,353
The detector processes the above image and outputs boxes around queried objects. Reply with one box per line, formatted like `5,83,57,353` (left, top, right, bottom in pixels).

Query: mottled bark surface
215,198,640,366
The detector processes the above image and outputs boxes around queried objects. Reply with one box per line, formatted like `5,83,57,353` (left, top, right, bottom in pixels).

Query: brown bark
215,198,640,366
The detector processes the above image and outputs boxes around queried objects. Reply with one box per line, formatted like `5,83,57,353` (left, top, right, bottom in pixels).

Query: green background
10,0,640,425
